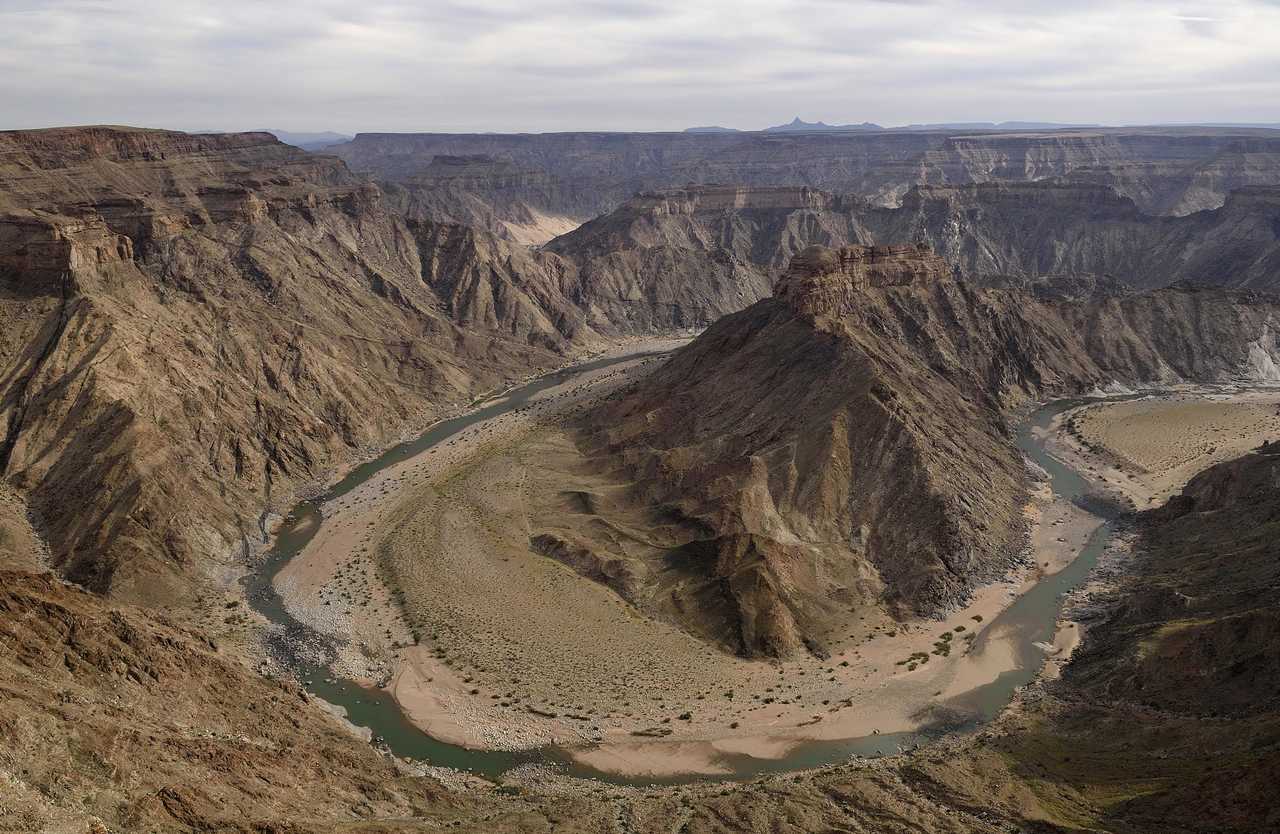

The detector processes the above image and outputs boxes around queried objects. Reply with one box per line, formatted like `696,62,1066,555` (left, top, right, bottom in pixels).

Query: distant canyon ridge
327,126,1280,243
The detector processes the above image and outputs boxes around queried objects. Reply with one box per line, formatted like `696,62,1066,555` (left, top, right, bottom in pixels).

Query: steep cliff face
541,180,1280,295
379,154,582,244
548,185,867,274
570,245,1280,657
0,127,621,606
541,186,838,331
937,130,1280,215
870,181,1280,290
331,127,1280,221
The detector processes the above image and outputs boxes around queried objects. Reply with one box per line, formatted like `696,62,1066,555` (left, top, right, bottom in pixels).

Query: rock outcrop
379,153,582,244
0,570,454,831
5,441,1280,831
568,245,1280,657
1072,442,1280,718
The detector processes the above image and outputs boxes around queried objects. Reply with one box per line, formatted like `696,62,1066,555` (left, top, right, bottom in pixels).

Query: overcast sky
2,0,1279,134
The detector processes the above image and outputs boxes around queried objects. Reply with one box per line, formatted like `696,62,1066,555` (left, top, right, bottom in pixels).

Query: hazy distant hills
333,126,1280,223
764,116,883,132
260,129,351,150
685,117,1102,133
193,128,352,149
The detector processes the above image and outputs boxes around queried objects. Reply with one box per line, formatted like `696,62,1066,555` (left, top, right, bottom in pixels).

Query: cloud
0,0,1278,132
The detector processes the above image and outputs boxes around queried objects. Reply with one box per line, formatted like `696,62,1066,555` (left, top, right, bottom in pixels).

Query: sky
2,0,1279,134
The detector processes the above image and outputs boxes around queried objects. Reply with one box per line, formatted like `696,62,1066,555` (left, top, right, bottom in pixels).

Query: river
244,352,1113,786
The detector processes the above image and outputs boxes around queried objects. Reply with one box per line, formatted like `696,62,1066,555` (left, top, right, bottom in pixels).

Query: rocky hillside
0,126,739,609
379,154,582,244
571,245,1280,657
625,444,1280,832
0,570,446,832
535,180,1280,294
331,127,1280,222
1072,442,1280,719
868,181,1280,290
542,185,827,329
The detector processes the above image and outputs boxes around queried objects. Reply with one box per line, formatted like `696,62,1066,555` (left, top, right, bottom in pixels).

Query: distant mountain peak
764,117,882,133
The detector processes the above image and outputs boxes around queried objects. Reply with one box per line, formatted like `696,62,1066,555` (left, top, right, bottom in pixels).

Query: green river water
244,354,1113,786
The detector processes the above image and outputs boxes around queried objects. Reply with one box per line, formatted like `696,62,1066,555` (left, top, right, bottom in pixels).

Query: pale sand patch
392,645,586,750
1040,621,1082,682
501,208,581,246
1056,390,1280,507
939,481,1100,699
572,742,734,778
274,336,692,713
710,735,798,758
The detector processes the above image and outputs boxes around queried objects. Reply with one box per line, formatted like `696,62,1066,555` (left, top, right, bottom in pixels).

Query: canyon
330,127,1280,241
1,123,1279,833
533,180,1280,293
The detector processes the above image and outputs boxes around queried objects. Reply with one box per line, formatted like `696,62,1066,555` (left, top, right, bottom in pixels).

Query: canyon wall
0,127,741,606
330,127,1280,229
538,180,1280,293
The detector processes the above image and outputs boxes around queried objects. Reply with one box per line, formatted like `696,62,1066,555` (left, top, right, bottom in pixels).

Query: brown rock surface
0,569,437,831
544,180,1280,294
0,127,594,606
566,245,1280,657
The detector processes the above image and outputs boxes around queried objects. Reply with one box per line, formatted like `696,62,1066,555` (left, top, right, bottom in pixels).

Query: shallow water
244,361,1112,786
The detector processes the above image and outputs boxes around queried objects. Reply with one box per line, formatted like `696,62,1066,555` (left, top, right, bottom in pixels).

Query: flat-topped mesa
628,184,832,216
0,125,358,219
0,126,281,169
777,243,952,316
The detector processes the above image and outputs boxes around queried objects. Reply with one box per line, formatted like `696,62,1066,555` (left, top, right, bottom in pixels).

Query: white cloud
0,0,1278,132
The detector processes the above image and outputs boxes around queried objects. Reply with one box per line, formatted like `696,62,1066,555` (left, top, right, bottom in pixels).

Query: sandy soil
1054,390,1280,507
501,208,581,246
274,338,690,690
1037,388,1280,683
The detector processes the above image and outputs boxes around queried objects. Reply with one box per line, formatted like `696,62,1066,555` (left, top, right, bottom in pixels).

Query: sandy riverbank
1050,389,1280,508
272,338,692,708
377,414,1104,777
1035,388,1280,683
